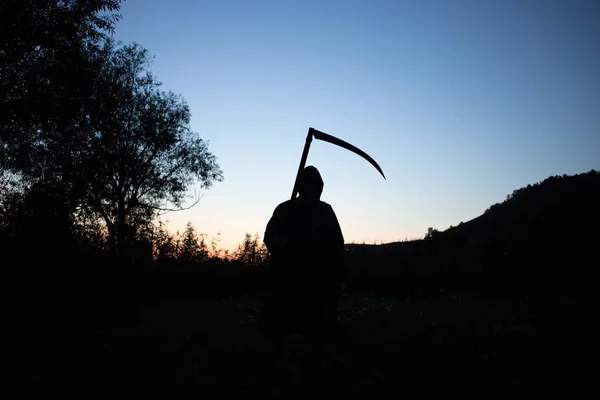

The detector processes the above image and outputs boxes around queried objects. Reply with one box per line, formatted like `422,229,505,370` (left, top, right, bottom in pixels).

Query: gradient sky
112,0,600,252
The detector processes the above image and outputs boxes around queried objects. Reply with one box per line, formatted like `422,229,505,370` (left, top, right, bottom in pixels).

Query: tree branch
148,194,203,215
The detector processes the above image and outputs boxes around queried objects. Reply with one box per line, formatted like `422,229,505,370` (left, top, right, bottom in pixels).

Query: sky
112,0,600,252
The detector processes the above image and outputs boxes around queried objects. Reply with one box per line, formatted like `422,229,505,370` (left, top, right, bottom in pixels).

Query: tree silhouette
179,222,209,265
0,0,121,174
22,41,223,257
234,233,269,267
152,221,180,263
1,2,223,259
425,227,440,239
0,0,124,262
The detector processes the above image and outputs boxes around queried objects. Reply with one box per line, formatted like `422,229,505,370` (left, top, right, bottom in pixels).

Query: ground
5,293,595,396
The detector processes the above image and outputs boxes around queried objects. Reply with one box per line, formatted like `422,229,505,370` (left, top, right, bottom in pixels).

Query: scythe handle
290,128,314,199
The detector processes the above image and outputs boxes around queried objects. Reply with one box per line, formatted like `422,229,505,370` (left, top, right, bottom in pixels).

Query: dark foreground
5,293,598,396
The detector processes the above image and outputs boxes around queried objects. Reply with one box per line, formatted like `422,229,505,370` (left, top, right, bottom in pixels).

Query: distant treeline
1,2,598,303
2,171,599,302
345,170,600,298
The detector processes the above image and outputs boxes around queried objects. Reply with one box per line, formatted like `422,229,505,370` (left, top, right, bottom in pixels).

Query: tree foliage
179,222,209,265
1,1,223,257
0,0,122,173
424,227,440,240
2,39,224,255
65,41,223,253
152,221,181,263
234,233,269,267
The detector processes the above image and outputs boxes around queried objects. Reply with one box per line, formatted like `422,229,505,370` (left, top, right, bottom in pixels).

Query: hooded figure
262,166,346,359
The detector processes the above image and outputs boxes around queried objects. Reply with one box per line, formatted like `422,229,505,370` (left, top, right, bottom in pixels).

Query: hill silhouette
345,169,600,297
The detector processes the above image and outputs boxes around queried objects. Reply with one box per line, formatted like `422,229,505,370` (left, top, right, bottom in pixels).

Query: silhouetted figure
262,166,347,363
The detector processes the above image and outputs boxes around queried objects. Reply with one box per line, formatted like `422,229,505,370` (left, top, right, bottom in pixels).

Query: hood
298,165,324,202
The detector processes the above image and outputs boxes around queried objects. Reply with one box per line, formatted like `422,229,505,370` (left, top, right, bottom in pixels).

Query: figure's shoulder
273,199,294,214
275,199,292,207
278,199,295,208
317,200,335,212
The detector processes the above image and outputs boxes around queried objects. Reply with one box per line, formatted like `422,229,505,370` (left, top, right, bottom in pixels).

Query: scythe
246,128,385,329
290,127,386,200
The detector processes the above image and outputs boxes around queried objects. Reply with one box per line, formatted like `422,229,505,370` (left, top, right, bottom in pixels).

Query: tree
74,41,224,255
179,222,208,265
0,0,124,260
152,221,180,263
15,40,223,256
425,227,440,239
0,2,223,263
234,233,269,267
0,0,122,174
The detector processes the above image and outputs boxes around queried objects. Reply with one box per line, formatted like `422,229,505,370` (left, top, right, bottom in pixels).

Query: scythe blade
310,128,386,180
291,127,385,200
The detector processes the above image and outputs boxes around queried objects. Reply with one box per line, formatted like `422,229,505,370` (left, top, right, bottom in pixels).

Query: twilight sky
112,0,600,251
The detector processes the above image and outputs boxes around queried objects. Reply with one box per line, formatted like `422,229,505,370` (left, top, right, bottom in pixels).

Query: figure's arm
327,205,347,284
264,203,289,254
264,209,278,253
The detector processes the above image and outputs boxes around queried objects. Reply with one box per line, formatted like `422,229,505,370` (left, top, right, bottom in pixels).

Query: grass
6,292,591,396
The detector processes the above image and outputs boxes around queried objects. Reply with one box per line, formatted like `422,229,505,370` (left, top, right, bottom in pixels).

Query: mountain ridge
348,169,599,250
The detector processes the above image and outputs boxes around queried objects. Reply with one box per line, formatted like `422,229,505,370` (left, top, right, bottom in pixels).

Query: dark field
6,292,595,396
4,2,600,396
